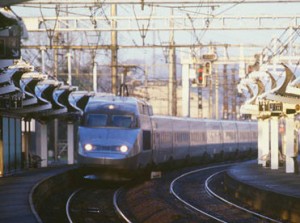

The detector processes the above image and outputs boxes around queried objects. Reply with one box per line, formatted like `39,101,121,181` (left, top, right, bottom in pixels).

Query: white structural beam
23,15,300,32
18,0,300,5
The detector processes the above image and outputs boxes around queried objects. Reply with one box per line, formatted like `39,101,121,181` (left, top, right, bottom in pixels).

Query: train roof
88,95,149,105
85,95,151,114
153,115,257,124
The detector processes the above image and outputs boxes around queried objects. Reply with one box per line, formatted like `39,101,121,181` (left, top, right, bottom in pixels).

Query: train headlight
119,145,128,153
84,143,94,151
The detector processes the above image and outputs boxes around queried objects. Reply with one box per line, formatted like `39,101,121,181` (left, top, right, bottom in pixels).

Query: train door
138,103,153,167
143,130,151,150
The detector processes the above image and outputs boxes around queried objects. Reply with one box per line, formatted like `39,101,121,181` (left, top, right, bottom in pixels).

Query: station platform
0,165,76,223
225,159,300,222
2,160,300,223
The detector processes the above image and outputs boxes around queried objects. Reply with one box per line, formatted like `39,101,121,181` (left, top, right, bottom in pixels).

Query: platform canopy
0,0,31,7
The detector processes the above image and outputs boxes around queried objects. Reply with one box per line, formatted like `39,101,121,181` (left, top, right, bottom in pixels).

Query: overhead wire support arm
23,14,300,32
18,0,300,6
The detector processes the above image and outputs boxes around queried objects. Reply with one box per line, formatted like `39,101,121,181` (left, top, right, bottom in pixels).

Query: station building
0,8,86,176
0,9,24,176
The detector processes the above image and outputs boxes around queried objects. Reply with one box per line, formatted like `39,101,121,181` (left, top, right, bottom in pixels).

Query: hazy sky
12,1,300,46
10,1,300,77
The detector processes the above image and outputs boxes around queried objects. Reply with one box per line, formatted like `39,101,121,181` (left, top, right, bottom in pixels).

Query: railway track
170,164,282,223
66,184,122,223
65,163,282,223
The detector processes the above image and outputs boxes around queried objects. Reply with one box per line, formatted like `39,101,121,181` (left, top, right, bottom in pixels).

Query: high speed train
77,95,257,178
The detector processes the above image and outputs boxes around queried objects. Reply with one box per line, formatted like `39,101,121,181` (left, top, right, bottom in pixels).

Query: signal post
181,54,214,118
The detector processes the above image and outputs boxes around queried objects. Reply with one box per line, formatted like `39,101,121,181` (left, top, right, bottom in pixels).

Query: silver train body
78,96,258,172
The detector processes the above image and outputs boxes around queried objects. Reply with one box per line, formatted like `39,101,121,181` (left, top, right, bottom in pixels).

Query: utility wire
215,0,246,16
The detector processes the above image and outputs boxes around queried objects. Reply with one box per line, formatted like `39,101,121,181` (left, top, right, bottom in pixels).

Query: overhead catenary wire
132,4,154,45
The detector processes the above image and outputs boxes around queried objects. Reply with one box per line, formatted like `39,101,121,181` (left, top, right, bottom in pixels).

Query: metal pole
168,8,176,116
93,62,97,92
67,52,72,85
223,64,228,119
182,63,190,117
41,47,46,74
121,72,125,96
54,119,58,162
288,25,293,66
54,32,58,79
67,122,74,165
239,44,245,79
111,4,118,95
209,76,213,119
272,36,278,73
232,68,237,120
215,65,219,119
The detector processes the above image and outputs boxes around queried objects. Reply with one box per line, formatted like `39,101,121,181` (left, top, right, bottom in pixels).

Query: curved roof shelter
0,61,93,121
0,0,30,7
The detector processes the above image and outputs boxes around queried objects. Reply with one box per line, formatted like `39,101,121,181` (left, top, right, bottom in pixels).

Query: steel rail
169,164,232,223
205,171,282,223
113,187,132,223
66,188,82,223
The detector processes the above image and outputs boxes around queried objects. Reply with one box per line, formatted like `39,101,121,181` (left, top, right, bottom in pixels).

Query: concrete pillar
258,118,264,165
22,120,29,168
67,123,74,165
261,119,270,167
39,123,48,167
182,63,190,117
285,115,295,173
270,117,279,169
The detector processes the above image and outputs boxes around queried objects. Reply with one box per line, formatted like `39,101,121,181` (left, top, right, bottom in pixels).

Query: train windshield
86,114,108,127
85,113,137,128
112,115,133,128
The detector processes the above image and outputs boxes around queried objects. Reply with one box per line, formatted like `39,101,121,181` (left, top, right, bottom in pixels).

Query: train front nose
78,127,140,167
81,138,131,159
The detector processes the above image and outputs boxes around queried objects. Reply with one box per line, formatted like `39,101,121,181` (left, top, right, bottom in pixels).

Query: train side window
143,130,151,150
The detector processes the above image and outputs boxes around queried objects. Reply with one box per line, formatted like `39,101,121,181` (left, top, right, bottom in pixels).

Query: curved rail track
66,184,122,223
65,163,283,223
170,164,282,223
113,187,132,223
